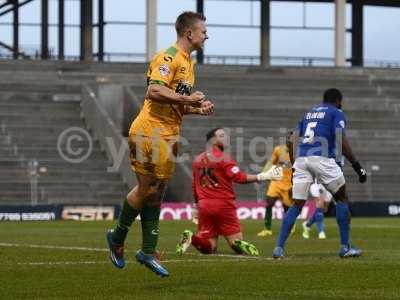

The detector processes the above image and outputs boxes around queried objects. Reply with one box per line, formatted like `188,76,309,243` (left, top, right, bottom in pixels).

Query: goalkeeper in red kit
176,128,283,255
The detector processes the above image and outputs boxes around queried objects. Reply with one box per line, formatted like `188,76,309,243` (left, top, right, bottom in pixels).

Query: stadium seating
129,66,400,202
0,60,399,204
0,68,129,205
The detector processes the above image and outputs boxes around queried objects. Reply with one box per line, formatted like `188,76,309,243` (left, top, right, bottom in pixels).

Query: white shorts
309,183,333,203
292,156,345,200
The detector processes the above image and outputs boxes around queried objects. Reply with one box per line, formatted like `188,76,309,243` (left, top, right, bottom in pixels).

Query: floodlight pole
260,0,270,67
98,0,104,61
334,0,346,67
41,0,49,59
12,0,19,59
80,0,93,62
146,0,157,62
351,1,364,67
58,0,65,60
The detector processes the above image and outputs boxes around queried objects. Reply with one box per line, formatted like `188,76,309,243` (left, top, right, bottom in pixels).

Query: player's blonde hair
175,11,206,37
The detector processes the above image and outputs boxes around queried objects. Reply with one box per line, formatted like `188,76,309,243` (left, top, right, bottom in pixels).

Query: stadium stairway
0,81,129,205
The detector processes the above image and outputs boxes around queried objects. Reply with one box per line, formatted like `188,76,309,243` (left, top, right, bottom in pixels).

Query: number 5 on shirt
303,122,318,144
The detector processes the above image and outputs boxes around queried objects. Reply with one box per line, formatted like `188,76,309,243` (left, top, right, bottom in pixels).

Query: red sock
191,235,213,254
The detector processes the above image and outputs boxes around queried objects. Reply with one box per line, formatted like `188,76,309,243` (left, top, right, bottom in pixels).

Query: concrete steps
1,60,399,203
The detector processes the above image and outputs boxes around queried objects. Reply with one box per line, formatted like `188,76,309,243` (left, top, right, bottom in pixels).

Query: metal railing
3,50,399,68
80,84,136,189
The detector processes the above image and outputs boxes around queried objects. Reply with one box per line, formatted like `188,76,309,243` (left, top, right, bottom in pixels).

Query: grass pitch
0,218,399,300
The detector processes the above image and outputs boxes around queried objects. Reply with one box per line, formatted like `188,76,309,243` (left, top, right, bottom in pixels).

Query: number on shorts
302,122,317,144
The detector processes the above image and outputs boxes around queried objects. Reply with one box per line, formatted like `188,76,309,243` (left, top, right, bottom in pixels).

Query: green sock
264,206,272,230
112,199,141,245
140,204,161,255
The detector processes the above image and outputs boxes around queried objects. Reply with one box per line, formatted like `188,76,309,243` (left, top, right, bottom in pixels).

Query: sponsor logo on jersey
159,64,170,77
179,67,186,74
175,81,192,96
163,55,173,62
231,166,240,174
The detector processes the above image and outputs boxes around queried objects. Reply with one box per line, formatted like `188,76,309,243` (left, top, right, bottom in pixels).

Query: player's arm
146,54,204,107
342,135,367,183
147,84,204,107
287,133,295,165
183,99,214,115
223,159,282,184
335,112,367,183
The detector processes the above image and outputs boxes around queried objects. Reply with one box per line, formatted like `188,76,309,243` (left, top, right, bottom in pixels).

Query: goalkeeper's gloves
257,165,283,181
191,203,199,225
352,161,367,183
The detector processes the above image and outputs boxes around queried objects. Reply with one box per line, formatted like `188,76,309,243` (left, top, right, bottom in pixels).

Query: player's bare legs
225,232,243,245
127,173,168,213
225,232,259,256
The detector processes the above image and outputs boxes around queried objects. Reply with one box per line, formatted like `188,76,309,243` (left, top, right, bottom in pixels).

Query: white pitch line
0,242,107,252
17,261,109,266
15,257,272,267
164,257,274,262
0,242,269,261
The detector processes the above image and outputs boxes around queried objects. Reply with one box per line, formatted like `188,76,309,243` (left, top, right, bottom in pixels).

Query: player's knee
332,185,347,203
137,182,165,204
315,198,325,208
192,235,216,254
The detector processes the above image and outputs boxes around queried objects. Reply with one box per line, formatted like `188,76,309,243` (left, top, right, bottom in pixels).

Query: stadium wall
1,201,399,222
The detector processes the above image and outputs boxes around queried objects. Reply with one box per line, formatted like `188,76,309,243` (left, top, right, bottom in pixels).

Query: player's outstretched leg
258,199,275,237
232,239,259,256
273,201,303,259
315,208,326,239
290,222,297,236
334,186,362,258
107,198,141,269
176,229,193,255
136,203,169,277
302,221,311,239
302,207,323,239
